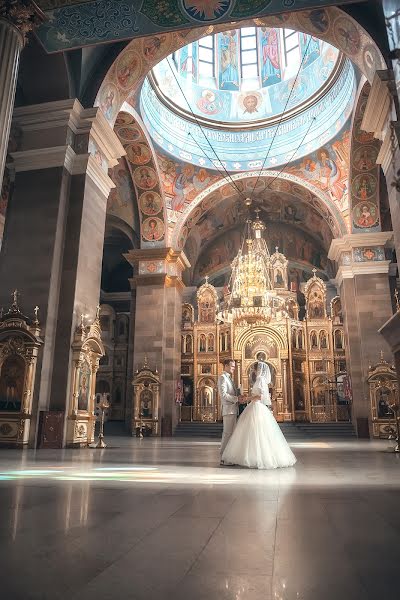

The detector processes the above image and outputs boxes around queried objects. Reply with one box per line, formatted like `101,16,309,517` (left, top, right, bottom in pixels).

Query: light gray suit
218,371,239,457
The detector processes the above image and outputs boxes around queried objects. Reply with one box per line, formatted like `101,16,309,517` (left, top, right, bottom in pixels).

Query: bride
222,361,296,469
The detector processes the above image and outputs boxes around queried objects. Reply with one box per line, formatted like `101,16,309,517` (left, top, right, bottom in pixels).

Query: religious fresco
113,111,167,246
153,30,339,124
92,7,384,140
141,58,355,171
171,170,346,251
35,2,379,58
192,222,328,286
156,151,221,220
108,157,139,232
350,82,381,233
187,192,333,260
286,120,351,210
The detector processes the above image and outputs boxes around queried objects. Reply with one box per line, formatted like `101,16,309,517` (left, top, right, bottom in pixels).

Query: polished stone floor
1,436,400,599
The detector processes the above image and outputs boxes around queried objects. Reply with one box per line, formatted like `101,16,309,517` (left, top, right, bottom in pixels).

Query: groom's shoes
220,460,234,466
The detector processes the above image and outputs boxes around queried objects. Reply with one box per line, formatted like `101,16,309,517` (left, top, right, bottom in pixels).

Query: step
174,421,356,439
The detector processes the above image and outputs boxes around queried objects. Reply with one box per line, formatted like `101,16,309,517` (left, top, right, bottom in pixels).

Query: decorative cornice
124,248,189,269
9,145,115,197
0,1,45,43
379,312,400,354
10,145,76,172
361,70,394,140
328,232,394,262
333,261,391,287
12,99,125,165
78,107,125,168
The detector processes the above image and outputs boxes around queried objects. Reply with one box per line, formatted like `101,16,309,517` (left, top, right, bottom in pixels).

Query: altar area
179,214,350,424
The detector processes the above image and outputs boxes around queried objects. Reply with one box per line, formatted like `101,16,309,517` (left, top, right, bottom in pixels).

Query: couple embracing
218,359,296,469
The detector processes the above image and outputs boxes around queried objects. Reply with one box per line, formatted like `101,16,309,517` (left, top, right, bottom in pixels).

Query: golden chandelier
217,212,288,324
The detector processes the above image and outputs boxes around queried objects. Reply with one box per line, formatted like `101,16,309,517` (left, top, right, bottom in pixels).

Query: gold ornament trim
0,1,45,42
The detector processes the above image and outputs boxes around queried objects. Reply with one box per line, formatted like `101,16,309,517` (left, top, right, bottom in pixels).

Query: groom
218,359,245,466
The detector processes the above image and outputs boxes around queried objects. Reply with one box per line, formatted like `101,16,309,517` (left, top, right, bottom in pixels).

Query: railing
311,403,352,423
178,405,219,422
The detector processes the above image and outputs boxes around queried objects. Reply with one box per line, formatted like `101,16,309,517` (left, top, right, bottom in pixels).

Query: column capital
328,232,394,263
9,99,125,197
333,261,391,288
361,70,395,141
12,99,125,167
125,247,190,276
0,1,45,44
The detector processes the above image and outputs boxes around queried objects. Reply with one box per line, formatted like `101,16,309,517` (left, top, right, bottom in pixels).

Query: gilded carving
0,1,45,41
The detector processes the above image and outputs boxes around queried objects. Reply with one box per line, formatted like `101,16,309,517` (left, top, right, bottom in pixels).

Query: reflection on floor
0,437,399,599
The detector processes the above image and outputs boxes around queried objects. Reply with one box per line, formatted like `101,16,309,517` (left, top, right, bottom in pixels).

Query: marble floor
1,436,400,600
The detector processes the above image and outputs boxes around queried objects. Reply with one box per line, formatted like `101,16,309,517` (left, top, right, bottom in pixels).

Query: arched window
198,35,214,79
240,27,258,80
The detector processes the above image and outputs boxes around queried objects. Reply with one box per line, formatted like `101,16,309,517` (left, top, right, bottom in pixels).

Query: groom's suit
218,371,239,457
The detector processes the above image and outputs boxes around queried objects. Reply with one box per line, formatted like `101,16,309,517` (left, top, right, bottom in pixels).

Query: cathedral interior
0,1,400,599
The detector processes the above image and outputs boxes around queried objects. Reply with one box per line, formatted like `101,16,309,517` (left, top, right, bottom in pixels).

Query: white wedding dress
222,362,296,470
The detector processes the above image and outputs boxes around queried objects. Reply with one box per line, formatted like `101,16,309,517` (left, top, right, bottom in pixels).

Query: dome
152,27,340,125
141,26,355,170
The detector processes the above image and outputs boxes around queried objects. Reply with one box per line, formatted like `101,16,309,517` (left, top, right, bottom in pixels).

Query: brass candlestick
95,394,109,449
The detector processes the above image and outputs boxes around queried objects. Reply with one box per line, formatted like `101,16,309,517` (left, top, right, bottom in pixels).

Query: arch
113,106,167,247
348,81,381,233
172,171,347,251
235,325,287,354
96,7,385,128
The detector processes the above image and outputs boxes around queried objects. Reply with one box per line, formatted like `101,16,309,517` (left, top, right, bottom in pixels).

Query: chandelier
217,211,288,325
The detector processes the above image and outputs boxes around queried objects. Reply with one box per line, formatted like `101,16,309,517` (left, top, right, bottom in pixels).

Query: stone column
0,1,44,192
329,233,394,436
0,99,125,446
126,249,189,435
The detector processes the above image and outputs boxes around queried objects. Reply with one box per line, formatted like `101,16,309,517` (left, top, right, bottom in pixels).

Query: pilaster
329,233,394,435
0,98,125,447
125,248,190,435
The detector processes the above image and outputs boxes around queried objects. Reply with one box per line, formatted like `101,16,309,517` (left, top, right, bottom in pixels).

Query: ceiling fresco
151,113,351,233
169,168,348,249
95,7,385,132
190,221,330,288
349,82,382,234
141,58,355,170
185,191,334,272
84,6,386,252
113,111,167,246
35,2,364,53
152,30,339,124
108,157,140,233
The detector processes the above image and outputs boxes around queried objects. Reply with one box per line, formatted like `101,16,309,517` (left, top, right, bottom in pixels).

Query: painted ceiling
140,56,355,170
152,29,340,124
96,6,386,252
35,1,360,53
